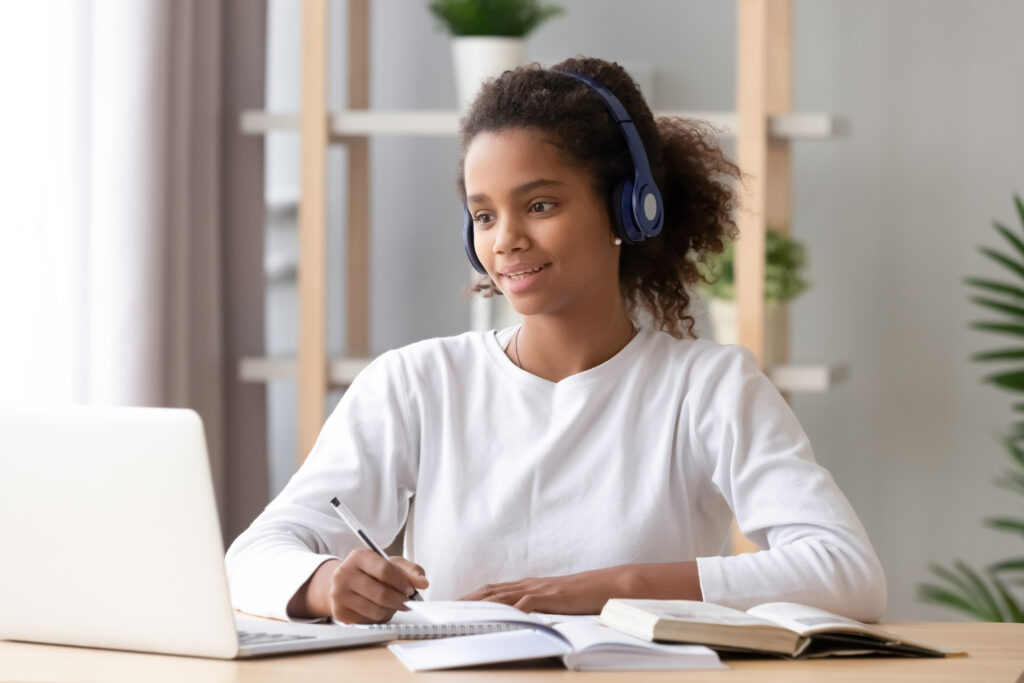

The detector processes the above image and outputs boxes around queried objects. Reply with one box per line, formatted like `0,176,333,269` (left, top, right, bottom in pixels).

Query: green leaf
983,369,1024,391
972,297,1024,319
918,583,991,620
428,0,564,36
989,557,1024,574
973,349,1024,362
979,246,1024,281
995,472,1024,497
994,221,1024,263
1015,194,1024,232
991,575,1024,622
954,560,1004,620
971,322,1024,337
965,277,1024,300
1008,438,1024,468
927,563,987,617
984,517,1024,536
998,438,1024,470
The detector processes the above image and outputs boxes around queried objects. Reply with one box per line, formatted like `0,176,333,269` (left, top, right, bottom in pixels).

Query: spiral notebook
337,608,527,640
386,602,725,671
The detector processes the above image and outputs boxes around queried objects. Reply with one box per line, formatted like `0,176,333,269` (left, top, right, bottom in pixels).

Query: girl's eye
529,201,555,213
472,212,494,227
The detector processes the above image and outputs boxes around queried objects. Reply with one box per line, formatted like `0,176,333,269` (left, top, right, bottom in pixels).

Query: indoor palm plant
699,229,809,366
428,0,564,109
918,194,1024,622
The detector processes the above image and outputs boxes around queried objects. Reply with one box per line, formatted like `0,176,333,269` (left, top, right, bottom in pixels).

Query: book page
616,599,780,628
747,602,891,639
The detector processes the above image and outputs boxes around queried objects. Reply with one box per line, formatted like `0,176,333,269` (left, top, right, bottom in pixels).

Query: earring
613,237,622,246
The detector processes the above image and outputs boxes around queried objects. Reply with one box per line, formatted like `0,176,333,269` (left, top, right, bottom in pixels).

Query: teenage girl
226,57,886,625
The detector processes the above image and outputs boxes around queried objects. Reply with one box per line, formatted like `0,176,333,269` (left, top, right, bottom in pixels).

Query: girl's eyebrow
467,178,563,204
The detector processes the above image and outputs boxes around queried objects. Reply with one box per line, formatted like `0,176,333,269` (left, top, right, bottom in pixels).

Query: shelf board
767,363,848,393
240,109,842,140
241,356,847,393
239,356,373,388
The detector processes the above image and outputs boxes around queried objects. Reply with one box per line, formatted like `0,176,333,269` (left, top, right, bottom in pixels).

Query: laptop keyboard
237,629,317,646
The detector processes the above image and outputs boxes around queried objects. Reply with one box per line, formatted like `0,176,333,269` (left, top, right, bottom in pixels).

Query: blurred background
2,0,1023,621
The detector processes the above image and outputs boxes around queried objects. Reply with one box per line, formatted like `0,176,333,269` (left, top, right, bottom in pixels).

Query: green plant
428,0,563,37
919,194,1024,622
699,229,809,302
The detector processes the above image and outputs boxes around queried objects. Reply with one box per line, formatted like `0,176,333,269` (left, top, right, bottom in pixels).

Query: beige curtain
98,0,270,541
0,0,268,543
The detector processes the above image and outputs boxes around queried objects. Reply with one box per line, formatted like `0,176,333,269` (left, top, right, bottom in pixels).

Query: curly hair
457,56,740,338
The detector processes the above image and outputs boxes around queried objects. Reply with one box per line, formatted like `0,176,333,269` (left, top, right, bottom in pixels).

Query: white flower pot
452,37,526,111
709,299,789,367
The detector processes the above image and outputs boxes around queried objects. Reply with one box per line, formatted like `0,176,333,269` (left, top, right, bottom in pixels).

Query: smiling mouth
503,264,549,280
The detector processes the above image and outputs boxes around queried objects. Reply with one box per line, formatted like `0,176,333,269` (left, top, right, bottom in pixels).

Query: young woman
226,57,886,626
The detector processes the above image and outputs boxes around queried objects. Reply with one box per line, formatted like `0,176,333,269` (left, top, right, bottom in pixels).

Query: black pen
329,497,423,601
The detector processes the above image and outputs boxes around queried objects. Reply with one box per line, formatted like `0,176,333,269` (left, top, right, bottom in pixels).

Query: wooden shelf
768,363,848,393
239,356,372,388
240,109,843,140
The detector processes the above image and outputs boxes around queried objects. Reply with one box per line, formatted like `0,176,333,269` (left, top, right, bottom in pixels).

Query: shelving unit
241,109,841,139
241,1,845,553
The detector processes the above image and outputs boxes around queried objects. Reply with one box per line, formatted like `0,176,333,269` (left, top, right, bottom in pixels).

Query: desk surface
2,621,1023,683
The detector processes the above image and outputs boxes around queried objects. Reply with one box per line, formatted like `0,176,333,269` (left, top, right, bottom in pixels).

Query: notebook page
406,600,545,625
388,628,570,671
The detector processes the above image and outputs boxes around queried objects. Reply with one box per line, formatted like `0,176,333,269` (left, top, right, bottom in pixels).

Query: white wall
261,0,1024,619
790,1,1024,620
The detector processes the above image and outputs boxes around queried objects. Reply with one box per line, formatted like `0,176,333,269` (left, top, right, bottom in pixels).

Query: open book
599,600,964,659
387,601,725,672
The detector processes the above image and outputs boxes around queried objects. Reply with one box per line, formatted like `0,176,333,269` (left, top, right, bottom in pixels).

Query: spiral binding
365,622,524,640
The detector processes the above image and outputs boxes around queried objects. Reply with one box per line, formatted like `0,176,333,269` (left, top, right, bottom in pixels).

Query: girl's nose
492,215,529,255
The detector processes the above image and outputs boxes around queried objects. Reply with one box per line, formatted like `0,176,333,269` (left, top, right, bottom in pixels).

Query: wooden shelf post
298,0,330,461
732,0,793,555
346,0,371,358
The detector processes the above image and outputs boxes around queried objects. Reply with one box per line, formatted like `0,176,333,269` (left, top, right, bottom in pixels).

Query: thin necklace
513,326,523,368
508,323,637,370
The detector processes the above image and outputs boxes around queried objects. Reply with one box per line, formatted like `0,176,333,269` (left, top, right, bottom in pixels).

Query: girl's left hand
458,566,628,614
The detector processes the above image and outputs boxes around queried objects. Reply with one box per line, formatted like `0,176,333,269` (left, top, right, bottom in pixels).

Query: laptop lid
0,407,240,658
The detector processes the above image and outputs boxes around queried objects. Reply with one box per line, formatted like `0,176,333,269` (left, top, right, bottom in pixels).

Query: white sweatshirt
225,326,886,622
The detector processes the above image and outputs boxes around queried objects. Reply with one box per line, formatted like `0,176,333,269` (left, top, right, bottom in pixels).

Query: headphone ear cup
615,178,643,244
462,205,487,274
609,181,628,243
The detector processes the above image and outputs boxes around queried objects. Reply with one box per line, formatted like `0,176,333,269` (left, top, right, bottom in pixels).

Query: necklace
513,325,523,369
508,323,638,370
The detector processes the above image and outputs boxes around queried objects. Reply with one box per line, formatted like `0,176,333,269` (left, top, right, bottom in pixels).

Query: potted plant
699,229,809,366
428,0,564,110
918,194,1024,622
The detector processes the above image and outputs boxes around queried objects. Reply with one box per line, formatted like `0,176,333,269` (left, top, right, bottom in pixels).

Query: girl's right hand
327,549,429,624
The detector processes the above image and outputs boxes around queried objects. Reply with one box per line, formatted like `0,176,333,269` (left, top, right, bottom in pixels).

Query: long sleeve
691,346,887,622
224,351,418,620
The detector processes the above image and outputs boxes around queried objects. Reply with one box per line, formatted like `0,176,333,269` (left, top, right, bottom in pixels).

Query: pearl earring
613,237,622,246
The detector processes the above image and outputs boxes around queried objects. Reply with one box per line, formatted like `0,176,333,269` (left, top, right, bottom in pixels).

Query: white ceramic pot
452,36,526,111
709,298,788,367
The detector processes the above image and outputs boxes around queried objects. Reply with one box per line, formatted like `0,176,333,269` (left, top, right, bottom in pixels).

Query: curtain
0,0,268,543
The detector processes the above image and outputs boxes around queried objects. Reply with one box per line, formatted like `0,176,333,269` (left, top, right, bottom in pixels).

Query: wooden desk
1,621,1022,683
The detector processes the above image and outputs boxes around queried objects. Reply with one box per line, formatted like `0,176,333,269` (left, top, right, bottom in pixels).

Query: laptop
0,406,391,658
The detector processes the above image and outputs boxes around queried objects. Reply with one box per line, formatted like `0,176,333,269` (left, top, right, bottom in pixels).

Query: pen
329,496,423,601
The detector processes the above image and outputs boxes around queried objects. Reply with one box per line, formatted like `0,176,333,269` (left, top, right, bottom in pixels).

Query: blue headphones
462,70,665,275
